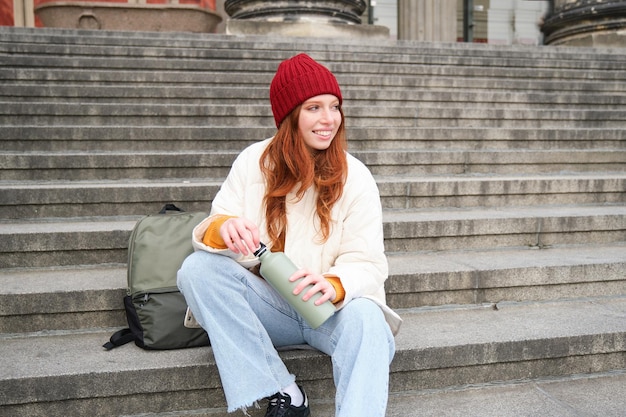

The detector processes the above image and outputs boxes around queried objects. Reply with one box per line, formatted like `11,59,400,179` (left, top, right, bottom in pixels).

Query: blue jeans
177,250,396,416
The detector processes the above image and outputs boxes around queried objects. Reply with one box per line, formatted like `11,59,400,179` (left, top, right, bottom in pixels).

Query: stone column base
226,19,390,39
548,30,626,48
542,0,626,48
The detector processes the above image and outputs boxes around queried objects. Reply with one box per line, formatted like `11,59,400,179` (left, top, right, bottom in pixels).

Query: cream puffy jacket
192,138,402,335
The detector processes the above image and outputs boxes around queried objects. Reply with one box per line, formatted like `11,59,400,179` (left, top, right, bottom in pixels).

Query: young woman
177,53,402,417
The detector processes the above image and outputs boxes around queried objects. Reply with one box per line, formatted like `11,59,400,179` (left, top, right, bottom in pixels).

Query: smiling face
298,94,342,152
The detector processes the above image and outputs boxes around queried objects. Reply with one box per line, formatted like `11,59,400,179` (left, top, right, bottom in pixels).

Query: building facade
8,0,625,48
372,0,549,44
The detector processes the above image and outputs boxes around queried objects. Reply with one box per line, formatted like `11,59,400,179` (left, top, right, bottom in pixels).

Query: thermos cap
253,242,267,257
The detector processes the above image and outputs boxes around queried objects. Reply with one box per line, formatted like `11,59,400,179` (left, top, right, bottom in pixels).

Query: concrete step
3,84,626,108
0,44,626,80
1,204,624,268
385,243,626,308
3,29,626,77
383,371,626,417
4,26,626,67
1,243,624,334
3,126,624,152
0,150,237,181
2,174,624,218
2,68,625,96
1,102,624,129
0,180,221,219
382,204,626,252
0,216,139,269
0,264,127,334
4,34,625,72
2,150,624,181
364,150,626,176
377,173,626,209
1,296,624,416
121,371,626,416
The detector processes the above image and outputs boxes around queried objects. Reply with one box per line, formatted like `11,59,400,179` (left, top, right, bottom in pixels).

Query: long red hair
260,105,348,248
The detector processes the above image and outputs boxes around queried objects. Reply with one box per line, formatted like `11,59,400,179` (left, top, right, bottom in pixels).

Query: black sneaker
265,386,310,417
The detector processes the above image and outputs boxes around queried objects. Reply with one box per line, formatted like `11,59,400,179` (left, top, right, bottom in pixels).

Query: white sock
281,382,304,407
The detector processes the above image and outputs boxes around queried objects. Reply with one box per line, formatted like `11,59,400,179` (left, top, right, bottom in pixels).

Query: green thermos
253,242,336,328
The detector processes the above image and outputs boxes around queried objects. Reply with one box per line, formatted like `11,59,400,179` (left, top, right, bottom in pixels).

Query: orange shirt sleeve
325,274,345,304
202,215,237,249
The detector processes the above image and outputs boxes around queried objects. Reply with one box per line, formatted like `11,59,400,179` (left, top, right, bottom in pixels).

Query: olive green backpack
104,204,209,350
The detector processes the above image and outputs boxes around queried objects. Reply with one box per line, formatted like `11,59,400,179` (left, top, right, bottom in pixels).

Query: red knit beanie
270,53,342,127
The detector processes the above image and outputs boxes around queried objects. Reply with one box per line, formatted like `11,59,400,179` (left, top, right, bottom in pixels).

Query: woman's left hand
289,269,337,305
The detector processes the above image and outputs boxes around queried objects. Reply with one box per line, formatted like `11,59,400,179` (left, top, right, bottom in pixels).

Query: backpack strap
103,328,135,350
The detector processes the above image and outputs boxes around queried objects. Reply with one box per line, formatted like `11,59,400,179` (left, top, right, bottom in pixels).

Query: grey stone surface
1,243,624,333
3,151,625,181
385,371,626,417
1,297,625,415
0,25,624,416
1,204,624,268
113,371,626,416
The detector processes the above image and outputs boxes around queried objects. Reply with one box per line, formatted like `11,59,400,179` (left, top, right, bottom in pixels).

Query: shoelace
266,394,291,417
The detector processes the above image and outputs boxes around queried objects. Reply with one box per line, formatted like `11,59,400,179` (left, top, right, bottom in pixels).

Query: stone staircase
0,26,625,416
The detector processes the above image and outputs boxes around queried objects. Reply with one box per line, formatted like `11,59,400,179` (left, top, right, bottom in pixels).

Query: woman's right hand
219,217,260,256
